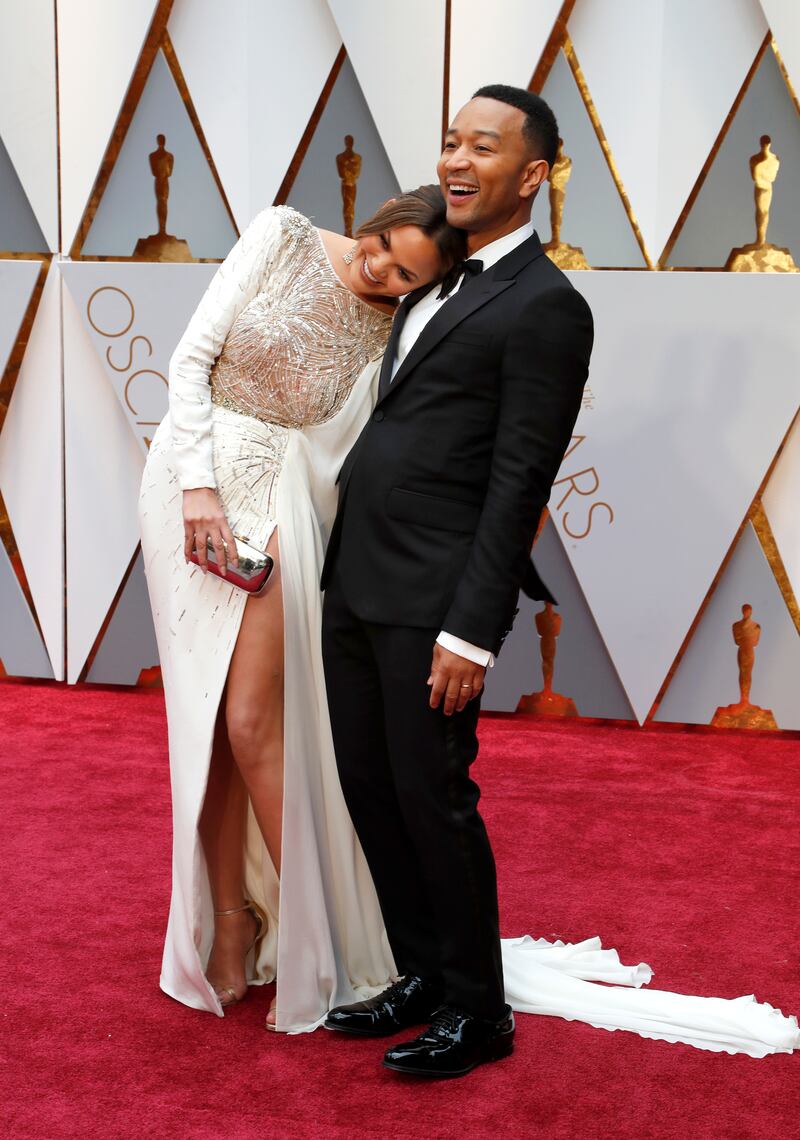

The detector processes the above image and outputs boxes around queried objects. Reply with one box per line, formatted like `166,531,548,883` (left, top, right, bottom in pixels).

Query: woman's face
345,225,445,300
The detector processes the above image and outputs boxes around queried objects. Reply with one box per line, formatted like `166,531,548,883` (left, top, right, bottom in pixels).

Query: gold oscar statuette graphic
543,138,590,271
133,133,193,262
336,135,362,239
711,604,778,729
725,136,797,272
517,602,579,717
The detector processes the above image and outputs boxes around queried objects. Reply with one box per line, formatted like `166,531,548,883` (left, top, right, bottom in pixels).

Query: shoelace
380,976,421,1003
427,1006,463,1037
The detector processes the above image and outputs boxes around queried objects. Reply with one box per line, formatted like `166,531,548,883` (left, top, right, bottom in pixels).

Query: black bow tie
436,258,484,300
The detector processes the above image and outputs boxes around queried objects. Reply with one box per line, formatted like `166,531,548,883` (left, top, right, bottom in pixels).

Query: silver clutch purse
190,533,274,595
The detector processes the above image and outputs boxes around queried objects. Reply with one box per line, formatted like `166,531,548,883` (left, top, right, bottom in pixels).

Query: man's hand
427,644,486,716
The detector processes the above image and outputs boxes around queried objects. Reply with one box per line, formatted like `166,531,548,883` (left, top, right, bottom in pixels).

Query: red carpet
1,681,798,1139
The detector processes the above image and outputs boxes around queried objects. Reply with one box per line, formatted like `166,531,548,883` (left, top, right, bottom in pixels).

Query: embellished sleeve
168,207,284,490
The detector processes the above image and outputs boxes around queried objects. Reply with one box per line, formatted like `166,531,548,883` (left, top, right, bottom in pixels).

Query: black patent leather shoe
324,975,444,1037
382,1004,515,1078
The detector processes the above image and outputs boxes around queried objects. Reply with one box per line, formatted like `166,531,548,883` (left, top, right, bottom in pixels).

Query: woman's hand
182,488,238,575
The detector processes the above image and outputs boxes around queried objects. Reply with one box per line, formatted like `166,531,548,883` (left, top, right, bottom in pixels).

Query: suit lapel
377,232,546,405
381,279,513,400
377,286,427,400
490,229,546,281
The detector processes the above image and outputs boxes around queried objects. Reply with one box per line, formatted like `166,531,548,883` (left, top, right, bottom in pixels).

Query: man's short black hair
472,84,559,168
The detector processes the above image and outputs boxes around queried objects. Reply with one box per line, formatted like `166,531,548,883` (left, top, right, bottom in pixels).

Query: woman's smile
360,253,381,286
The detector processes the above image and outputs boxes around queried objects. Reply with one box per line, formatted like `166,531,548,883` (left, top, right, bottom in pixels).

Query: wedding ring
461,683,472,688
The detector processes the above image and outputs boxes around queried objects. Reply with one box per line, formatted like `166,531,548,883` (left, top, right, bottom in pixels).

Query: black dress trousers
322,568,505,1021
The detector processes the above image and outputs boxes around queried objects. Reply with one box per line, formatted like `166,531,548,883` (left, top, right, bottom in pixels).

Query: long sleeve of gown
168,207,284,490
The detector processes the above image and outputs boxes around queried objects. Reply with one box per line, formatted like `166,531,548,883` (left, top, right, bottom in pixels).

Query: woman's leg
200,709,249,910
199,710,258,1002
198,532,283,1005
224,530,284,876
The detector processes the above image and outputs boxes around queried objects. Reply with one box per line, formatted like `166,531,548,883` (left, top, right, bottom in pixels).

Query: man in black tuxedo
322,85,593,1077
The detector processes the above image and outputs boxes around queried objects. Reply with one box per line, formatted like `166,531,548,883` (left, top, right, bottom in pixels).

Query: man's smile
447,182,480,205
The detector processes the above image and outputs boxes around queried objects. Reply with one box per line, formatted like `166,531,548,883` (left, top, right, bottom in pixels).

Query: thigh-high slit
139,366,397,1032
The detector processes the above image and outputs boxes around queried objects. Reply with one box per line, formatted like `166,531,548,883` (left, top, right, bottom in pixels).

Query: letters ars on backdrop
551,383,614,544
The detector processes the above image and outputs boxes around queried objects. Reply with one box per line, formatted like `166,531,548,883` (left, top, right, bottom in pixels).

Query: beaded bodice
210,208,391,428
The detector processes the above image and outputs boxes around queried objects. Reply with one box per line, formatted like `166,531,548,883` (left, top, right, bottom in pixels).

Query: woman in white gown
139,195,798,1057
140,190,467,1031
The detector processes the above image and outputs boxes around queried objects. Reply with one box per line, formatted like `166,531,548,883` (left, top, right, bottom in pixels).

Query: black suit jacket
321,232,594,656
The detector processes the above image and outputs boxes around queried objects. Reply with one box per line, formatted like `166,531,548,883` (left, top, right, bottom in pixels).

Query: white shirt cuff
436,631,494,668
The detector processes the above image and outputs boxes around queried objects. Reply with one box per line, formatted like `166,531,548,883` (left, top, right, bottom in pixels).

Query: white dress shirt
388,221,534,668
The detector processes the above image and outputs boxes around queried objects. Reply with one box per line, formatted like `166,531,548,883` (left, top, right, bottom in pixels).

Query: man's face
436,97,547,235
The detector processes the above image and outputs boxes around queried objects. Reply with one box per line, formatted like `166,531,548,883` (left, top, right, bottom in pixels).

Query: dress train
500,936,798,1057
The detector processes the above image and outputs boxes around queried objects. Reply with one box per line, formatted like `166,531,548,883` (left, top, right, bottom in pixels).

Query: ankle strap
214,904,250,917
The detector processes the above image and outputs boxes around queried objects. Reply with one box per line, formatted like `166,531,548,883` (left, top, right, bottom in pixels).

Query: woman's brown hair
356,184,467,272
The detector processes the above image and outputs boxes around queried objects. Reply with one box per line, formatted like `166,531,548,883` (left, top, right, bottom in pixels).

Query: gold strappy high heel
266,996,278,1032
209,901,267,1007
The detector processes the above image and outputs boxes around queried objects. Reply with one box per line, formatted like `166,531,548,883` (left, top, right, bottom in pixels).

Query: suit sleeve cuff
436,631,495,668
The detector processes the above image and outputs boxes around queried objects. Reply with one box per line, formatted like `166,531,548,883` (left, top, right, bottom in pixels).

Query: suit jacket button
373,409,385,422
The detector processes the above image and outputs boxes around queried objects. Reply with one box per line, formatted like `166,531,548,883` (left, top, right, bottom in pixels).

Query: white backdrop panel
167,0,248,226
570,0,768,263
0,0,58,249
762,413,800,605
169,0,341,229
62,275,144,683
0,265,64,678
61,261,217,457
57,0,160,251
552,270,800,723
760,0,800,95
326,0,445,191
448,0,562,119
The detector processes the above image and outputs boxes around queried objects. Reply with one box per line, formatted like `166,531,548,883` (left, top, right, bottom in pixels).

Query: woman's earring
342,244,357,265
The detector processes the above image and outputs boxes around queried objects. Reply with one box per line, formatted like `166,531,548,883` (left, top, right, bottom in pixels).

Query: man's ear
520,159,549,200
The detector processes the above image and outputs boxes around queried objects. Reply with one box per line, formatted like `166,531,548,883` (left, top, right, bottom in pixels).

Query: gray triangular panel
287,55,401,233
0,542,53,678
0,260,39,377
86,549,159,685
83,49,237,259
654,522,800,729
483,516,636,719
530,52,646,268
0,134,48,253
667,48,800,267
